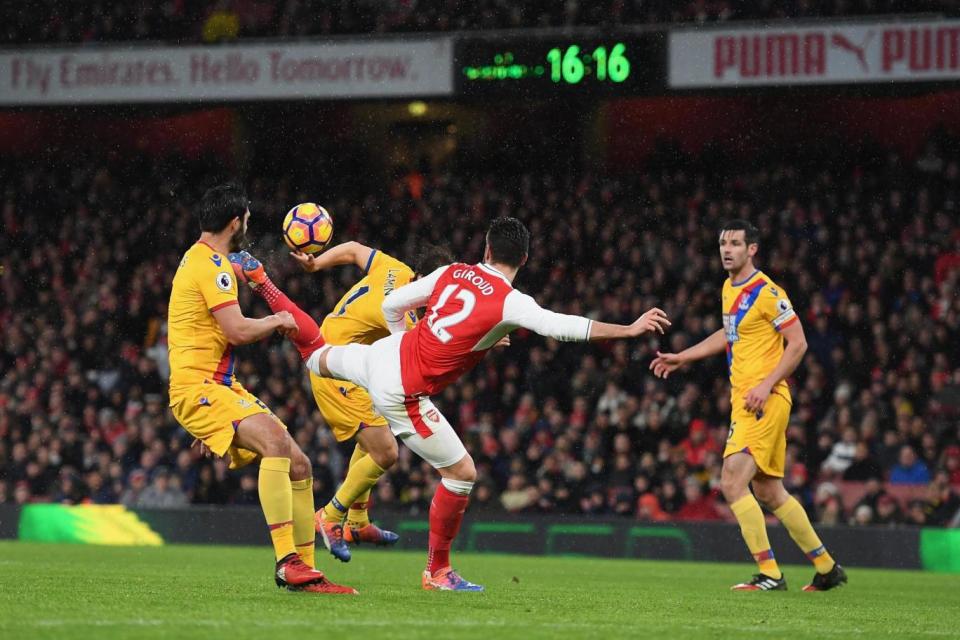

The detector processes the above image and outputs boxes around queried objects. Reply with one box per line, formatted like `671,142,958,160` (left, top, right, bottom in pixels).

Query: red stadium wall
604,91,960,166
0,108,235,157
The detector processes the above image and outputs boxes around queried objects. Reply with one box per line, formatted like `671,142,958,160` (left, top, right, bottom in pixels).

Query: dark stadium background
1,2,959,566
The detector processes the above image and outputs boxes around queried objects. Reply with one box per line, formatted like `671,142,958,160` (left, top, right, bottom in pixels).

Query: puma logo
830,32,873,72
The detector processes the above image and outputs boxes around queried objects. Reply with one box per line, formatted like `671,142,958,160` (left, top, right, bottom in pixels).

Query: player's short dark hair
720,219,760,247
486,216,529,267
414,243,454,277
198,183,249,233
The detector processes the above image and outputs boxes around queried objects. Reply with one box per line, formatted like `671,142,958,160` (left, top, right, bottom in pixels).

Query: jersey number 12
426,285,476,343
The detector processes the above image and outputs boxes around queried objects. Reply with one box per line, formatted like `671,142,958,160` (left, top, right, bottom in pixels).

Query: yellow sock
346,446,372,527
774,496,835,574
347,489,372,529
259,457,295,561
730,494,782,579
291,477,316,568
323,445,384,525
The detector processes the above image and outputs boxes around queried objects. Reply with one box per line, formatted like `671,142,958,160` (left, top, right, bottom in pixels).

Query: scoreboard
456,35,664,97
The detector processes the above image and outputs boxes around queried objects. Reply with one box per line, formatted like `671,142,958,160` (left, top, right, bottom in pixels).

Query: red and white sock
255,277,325,360
427,480,472,576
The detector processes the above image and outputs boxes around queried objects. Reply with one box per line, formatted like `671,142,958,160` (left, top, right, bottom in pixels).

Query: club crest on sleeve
425,409,440,423
216,272,233,291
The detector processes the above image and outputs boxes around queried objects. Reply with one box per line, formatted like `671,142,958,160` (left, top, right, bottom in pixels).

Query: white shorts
324,333,468,470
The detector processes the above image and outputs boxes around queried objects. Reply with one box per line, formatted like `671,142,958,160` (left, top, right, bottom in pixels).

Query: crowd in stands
1,134,959,529
4,1,959,45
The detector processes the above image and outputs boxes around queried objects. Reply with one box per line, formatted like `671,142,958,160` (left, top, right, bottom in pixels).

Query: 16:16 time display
546,43,631,84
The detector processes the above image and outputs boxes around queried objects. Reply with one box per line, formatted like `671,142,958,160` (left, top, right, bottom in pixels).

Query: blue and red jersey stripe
726,278,767,375
213,344,236,386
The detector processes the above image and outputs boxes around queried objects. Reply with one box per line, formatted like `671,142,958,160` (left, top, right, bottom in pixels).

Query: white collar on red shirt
478,262,512,287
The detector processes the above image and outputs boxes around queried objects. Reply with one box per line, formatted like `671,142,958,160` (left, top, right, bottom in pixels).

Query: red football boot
274,553,325,589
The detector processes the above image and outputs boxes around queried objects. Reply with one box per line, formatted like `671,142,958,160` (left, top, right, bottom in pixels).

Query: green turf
0,542,957,639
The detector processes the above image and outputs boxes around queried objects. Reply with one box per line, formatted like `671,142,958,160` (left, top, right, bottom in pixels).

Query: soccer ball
282,203,333,254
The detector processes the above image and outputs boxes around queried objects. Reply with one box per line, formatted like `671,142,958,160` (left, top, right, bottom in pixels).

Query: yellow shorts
169,382,285,470
309,371,388,442
723,390,791,478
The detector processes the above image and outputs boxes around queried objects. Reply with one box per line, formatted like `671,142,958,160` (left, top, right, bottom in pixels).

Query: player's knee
370,443,398,470
290,449,312,481
449,454,476,483
260,424,290,459
751,483,773,506
753,481,787,509
720,472,747,502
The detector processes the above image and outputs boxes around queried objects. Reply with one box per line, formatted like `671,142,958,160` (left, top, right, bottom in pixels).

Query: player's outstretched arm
213,304,298,345
588,308,672,340
290,241,374,273
649,328,726,379
502,293,670,343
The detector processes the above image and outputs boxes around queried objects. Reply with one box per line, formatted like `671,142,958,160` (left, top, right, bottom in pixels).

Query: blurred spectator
890,446,932,485
924,472,960,526
874,494,903,526
137,467,189,508
842,442,883,482
674,478,723,522
822,427,858,475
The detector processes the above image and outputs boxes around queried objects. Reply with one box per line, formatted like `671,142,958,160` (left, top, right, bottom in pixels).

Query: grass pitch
0,542,957,639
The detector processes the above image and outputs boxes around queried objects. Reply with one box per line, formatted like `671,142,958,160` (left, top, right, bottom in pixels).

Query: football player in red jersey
300,217,670,590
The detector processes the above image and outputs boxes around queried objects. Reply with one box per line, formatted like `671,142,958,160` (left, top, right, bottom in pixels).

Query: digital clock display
456,36,662,96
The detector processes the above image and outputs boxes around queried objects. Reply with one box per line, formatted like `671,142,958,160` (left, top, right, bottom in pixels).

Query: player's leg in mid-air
722,393,845,591
229,251,325,358
310,375,400,562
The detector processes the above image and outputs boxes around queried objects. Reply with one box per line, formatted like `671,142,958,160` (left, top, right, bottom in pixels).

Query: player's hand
275,310,299,337
290,251,321,273
191,439,220,459
743,384,772,413
494,335,511,349
629,308,671,336
649,351,685,379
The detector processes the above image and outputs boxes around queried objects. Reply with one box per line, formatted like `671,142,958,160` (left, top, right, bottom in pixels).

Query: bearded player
235,216,670,590
650,219,847,592
231,240,453,563
166,183,355,594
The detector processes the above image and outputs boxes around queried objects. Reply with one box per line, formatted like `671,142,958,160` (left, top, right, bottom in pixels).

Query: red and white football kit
318,262,592,468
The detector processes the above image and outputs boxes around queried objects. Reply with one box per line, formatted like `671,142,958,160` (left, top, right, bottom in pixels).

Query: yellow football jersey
721,270,797,395
320,249,417,346
167,241,240,389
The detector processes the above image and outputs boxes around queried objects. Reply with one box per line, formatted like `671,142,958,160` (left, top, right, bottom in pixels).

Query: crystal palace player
651,219,847,592
166,184,356,594
296,217,670,590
